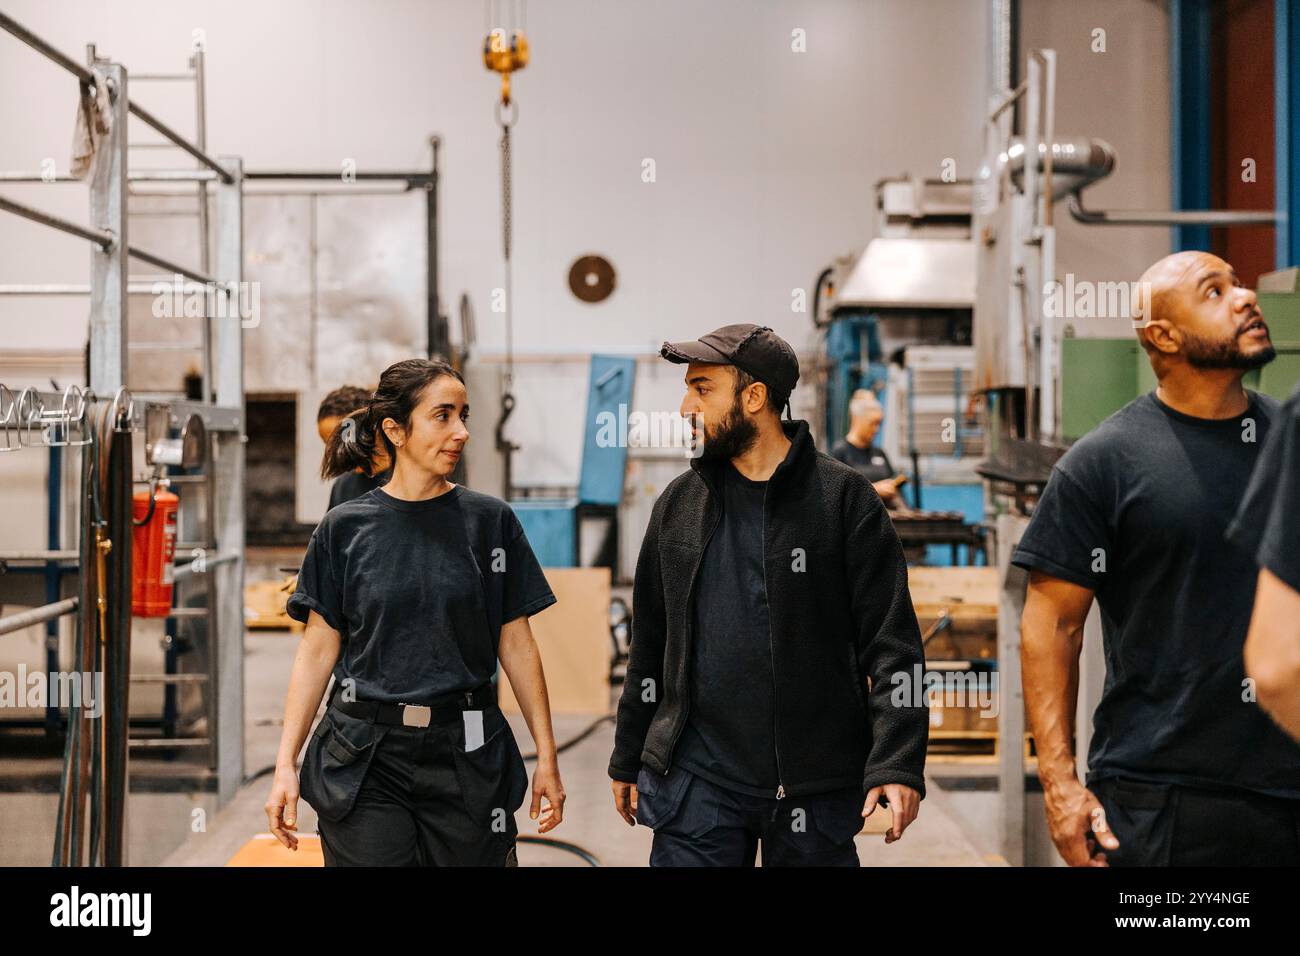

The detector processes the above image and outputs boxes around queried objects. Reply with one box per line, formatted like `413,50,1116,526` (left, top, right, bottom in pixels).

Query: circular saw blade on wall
568,254,616,303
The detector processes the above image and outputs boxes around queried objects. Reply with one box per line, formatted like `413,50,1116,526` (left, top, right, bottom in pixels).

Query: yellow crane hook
483,27,529,106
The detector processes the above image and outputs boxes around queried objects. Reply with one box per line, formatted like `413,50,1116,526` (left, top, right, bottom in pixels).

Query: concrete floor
157,628,996,867
0,625,1000,867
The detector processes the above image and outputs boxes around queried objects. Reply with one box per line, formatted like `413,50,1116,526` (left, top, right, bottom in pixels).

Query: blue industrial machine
511,355,636,574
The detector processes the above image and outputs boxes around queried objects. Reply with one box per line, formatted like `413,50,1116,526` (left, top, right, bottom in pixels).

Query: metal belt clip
401,703,432,728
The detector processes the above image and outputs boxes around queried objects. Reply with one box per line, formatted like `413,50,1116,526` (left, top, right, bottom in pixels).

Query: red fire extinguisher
132,485,179,617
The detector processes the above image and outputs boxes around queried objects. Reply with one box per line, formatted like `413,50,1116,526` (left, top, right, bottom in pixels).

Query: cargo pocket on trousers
451,707,528,844
635,765,716,837
1096,778,1176,867
299,710,386,824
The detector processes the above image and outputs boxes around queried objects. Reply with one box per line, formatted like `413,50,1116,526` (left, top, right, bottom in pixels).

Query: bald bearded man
1014,251,1300,867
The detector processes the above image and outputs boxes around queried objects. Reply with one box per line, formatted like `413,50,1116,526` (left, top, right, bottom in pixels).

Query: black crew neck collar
726,461,768,487
372,483,462,513
1148,389,1257,427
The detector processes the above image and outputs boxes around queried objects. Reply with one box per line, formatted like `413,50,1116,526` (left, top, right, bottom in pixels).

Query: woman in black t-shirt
266,359,565,866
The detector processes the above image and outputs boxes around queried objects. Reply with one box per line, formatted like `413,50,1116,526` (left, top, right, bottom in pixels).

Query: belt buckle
401,704,432,728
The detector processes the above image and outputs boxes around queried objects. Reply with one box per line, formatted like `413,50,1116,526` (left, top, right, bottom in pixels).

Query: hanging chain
493,110,514,395
500,122,512,263
485,7,527,496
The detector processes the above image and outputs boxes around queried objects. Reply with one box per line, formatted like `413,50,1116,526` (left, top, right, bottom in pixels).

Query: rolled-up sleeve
286,527,344,633
500,521,558,624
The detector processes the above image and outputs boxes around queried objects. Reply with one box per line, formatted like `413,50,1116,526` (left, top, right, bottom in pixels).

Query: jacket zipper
761,481,786,800
662,481,722,775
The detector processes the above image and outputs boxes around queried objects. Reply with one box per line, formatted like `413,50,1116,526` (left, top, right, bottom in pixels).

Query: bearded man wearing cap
607,323,928,866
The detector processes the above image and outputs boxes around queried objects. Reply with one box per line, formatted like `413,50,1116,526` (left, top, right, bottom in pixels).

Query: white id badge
463,709,485,752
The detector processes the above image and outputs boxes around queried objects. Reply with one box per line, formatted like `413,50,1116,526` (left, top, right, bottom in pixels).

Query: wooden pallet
928,730,1036,760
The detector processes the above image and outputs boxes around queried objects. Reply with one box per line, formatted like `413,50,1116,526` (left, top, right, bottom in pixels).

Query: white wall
0,0,989,362
1,0,1174,530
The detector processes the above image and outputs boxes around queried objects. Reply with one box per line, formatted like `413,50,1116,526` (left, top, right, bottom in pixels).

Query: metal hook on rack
107,387,135,433
0,385,17,452
41,384,94,447
12,387,44,448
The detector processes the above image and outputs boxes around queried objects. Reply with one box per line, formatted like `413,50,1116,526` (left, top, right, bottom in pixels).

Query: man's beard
697,393,758,461
1182,329,1276,370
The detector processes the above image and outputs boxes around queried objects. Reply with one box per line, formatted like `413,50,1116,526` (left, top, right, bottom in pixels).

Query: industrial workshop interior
1,0,1299,929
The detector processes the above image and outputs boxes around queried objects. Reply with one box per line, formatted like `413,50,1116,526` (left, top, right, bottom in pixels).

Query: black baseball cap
660,324,800,409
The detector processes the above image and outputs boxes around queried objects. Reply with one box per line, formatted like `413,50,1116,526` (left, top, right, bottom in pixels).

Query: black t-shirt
287,484,557,703
675,461,780,797
1228,384,1300,592
327,467,391,511
829,438,894,484
1012,390,1300,797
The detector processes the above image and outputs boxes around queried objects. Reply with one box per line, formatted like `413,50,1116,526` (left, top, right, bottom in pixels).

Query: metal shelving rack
0,12,247,808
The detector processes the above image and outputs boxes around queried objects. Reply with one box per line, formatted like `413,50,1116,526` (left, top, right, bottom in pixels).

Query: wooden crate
909,566,998,661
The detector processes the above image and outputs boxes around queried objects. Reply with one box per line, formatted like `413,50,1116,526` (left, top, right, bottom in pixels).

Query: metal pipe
1023,54,1041,444
989,81,1027,121
172,551,237,581
0,284,92,295
988,0,1010,99
245,170,433,184
195,48,213,404
1068,192,1279,226
128,738,211,749
0,193,113,247
0,170,218,182
131,673,209,683
0,283,218,296
0,11,95,84
427,135,442,359
129,342,204,351
130,73,195,81
130,185,412,198
0,598,79,637
1035,50,1055,228
126,245,215,286
126,99,233,184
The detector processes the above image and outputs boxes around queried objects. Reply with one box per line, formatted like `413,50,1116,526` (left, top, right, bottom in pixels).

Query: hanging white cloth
70,77,113,180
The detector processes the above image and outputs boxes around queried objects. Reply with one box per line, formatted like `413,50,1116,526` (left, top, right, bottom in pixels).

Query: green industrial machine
1059,290,1300,441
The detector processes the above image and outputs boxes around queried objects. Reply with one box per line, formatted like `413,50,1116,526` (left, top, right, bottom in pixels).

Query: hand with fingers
872,479,899,502
611,780,638,826
265,765,301,851
1043,777,1120,866
530,762,566,834
864,783,921,844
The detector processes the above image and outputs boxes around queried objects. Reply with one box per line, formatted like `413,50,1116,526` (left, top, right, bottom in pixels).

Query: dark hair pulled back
321,358,464,480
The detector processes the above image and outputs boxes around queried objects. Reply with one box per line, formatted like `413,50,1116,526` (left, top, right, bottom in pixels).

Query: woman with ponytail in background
265,358,565,865
314,384,393,509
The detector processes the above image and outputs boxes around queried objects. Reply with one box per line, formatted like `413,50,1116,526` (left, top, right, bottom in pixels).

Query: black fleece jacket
608,419,929,798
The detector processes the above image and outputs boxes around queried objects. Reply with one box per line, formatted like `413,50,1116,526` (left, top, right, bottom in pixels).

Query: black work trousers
300,701,529,866
1091,777,1300,866
638,765,864,866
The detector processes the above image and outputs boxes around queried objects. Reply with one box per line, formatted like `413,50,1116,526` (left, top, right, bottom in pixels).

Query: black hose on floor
516,835,601,867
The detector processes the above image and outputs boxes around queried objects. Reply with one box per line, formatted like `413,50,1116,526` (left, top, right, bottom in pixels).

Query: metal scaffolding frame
0,14,247,810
